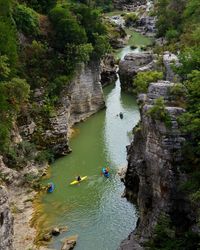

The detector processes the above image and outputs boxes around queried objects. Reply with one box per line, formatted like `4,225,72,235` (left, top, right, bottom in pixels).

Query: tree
178,70,200,165
13,4,39,36
20,0,56,14
0,21,18,70
0,78,30,150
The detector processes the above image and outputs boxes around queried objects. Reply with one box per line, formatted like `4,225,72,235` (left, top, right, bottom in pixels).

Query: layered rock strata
163,51,180,82
0,186,13,250
19,61,105,156
101,54,118,86
119,81,193,249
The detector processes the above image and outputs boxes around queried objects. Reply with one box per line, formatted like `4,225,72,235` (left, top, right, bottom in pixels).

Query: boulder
51,227,60,236
61,235,78,250
119,52,155,91
43,232,52,241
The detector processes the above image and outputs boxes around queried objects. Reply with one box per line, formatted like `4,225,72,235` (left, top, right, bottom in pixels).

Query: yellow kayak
70,176,87,185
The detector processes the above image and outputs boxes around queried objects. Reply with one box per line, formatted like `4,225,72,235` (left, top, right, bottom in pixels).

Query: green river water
38,31,151,250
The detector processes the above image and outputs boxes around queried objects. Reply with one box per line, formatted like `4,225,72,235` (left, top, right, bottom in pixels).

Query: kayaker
104,168,109,175
47,182,54,193
119,112,123,119
77,176,81,182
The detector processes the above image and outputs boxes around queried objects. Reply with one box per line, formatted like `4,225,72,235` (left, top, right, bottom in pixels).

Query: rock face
0,186,13,250
101,54,117,86
68,61,105,125
119,52,155,91
163,51,180,82
119,81,195,248
137,16,156,35
19,61,105,156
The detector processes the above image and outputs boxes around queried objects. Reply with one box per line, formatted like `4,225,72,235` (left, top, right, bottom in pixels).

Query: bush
35,150,54,164
0,55,11,80
0,21,18,69
20,0,56,14
169,83,187,107
5,141,36,169
124,12,138,27
147,97,172,128
92,34,111,59
49,5,87,49
146,213,200,250
166,29,179,41
134,71,163,94
0,78,30,151
176,47,200,79
13,4,39,36
178,70,200,165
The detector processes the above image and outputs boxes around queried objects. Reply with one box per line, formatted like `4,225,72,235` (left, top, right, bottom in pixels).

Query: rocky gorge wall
19,60,105,156
0,186,13,250
119,80,196,249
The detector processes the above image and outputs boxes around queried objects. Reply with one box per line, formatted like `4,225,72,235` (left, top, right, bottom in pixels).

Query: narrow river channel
37,31,151,250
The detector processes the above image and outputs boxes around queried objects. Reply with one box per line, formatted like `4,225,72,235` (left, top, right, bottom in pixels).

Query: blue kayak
102,168,110,178
47,183,55,193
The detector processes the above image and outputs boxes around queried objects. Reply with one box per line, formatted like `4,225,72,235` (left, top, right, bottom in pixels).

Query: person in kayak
77,176,81,182
104,168,109,175
47,182,54,193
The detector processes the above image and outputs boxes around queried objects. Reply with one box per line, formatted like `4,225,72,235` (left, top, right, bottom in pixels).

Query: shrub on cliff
13,4,39,36
0,78,30,151
169,83,187,107
0,21,18,70
146,213,200,250
134,71,163,94
155,0,186,38
20,0,56,14
124,12,138,27
147,97,172,128
49,5,88,50
178,70,200,166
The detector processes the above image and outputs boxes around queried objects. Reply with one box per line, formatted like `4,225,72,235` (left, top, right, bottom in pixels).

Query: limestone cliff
119,81,195,249
19,60,105,156
101,54,117,86
163,51,180,82
0,186,13,250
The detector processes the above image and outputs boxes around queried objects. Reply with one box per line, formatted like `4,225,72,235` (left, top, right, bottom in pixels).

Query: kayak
102,168,110,178
47,183,55,193
70,176,87,185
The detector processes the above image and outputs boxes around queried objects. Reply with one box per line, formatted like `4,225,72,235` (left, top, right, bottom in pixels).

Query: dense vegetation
0,0,110,165
148,0,200,248
133,71,163,93
155,0,200,186
146,213,199,250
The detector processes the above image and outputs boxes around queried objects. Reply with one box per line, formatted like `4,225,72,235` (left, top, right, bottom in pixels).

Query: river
37,31,151,250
